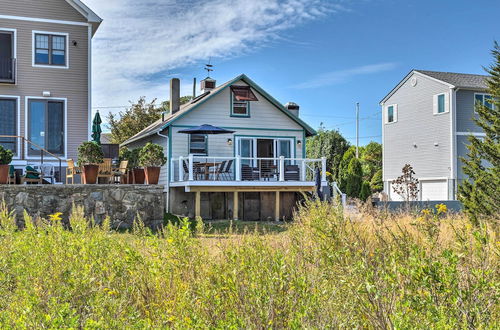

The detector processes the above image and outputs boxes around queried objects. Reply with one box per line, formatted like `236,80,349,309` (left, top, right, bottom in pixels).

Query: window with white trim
433,93,448,114
474,93,495,113
0,98,17,153
385,104,397,123
34,33,67,67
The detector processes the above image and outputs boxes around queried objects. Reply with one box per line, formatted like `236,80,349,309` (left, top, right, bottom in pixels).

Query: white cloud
291,63,398,89
84,0,339,113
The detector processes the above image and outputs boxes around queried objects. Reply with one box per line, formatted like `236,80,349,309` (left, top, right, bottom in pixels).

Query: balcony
0,58,16,84
170,155,327,190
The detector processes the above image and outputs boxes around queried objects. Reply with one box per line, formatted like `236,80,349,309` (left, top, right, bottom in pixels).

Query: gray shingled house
380,70,490,201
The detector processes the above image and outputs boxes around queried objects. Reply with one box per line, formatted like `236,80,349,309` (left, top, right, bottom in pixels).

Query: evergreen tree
359,181,372,202
306,126,350,182
338,146,356,192
459,43,500,222
370,169,383,192
345,157,363,198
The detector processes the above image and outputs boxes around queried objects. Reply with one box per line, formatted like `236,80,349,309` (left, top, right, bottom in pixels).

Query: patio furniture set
66,159,128,184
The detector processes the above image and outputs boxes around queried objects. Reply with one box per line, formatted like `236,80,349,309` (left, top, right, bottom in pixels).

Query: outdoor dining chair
8,165,16,184
284,165,300,181
98,158,113,184
66,159,81,184
21,166,43,184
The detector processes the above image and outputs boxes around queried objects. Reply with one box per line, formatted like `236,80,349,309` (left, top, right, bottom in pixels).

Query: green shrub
139,142,167,167
359,181,371,201
345,157,363,198
77,141,104,166
370,169,383,192
0,145,13,165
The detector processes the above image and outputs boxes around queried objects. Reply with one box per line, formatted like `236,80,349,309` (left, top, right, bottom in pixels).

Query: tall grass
0,200,498,328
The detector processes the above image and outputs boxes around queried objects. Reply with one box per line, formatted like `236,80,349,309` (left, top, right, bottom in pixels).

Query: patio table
194,162,222,180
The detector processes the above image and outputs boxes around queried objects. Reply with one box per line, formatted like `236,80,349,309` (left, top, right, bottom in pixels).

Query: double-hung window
189,134,207,155
474,93,495,112
0,98,18,154
28,99,65,156
34,33,67,67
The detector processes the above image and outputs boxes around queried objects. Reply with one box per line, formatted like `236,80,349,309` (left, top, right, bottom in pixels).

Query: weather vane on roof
205,58,214,77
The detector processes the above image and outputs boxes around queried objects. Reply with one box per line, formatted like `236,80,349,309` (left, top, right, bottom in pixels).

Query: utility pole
356,102,360,158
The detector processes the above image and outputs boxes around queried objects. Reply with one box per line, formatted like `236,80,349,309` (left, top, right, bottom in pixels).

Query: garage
420,180,448,201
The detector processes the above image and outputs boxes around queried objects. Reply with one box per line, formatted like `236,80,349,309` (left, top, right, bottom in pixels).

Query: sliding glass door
0,98,17,153
236,137,294,163
28,100,64,156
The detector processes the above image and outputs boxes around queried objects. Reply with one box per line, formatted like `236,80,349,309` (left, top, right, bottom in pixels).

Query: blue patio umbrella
91,111,102,144
178,124,235,135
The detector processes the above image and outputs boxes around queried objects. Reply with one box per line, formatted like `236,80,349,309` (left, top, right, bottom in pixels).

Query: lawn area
0,201,498,328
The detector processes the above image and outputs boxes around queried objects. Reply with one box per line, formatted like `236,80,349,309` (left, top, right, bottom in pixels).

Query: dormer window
230,86,258,117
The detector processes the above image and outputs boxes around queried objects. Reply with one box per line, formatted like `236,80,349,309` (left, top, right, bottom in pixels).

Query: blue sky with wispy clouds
86,0,500,144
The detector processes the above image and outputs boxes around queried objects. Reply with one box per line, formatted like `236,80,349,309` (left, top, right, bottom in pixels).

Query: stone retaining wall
0,185,165,229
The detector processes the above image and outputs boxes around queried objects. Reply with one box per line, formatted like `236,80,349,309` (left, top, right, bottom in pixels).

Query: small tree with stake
392,164,420,203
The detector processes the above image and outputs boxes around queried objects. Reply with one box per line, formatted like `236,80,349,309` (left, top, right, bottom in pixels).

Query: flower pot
144,166,161,185
0,164,9,184
133,168,145,184
82,165,99,184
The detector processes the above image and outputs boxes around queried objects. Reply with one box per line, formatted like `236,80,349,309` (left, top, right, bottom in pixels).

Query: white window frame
0,95,21,159
25,96,68,160
433,93,449,115
385,104,398,124
473,93,495,114
32,30,69,69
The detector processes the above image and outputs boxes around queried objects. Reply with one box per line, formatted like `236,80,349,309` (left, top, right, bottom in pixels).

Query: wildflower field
0,201,498,328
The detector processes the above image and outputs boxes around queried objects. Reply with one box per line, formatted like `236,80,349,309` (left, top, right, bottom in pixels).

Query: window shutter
433,94,438,114
444,93,449,113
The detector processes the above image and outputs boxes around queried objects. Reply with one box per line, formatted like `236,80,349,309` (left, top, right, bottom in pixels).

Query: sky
85,0,500,145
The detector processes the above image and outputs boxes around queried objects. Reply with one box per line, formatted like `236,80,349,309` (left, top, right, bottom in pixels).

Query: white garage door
421,180,448,201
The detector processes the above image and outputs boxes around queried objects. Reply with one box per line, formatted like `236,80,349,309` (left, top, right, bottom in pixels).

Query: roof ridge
415,69,489,77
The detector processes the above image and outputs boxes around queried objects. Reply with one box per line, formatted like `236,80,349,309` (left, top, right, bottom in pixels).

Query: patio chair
98,158,113,184
210,160,227,180
112,160,129,184
221,159,234,180
21,166,43,184
66,159,81,184
8,165,16,184
284,165,300,181
241,164,259,181
183,160,205,180
34,164,56,184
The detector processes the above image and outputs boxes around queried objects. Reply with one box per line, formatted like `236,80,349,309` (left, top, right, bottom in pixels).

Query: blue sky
86,0,499,145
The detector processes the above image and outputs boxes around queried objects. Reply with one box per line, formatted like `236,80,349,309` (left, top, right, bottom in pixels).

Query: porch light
297,140,302,146
227,138,233,146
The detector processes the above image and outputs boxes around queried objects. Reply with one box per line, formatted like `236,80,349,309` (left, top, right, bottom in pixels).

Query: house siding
382,73,452,182
0,0,87,22
456,89,483,133
0,18,89,160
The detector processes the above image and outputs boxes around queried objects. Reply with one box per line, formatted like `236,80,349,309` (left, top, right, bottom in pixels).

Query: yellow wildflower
435,203,447,215
421,209,431,216
48,212,63,221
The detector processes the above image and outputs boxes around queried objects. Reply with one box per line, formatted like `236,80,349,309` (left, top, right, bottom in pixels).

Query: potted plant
139,142,167,184
129,148,145,184
77,141,104,184
0,145,14,184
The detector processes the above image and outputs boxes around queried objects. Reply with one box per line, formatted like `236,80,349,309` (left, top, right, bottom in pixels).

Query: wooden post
279,156,285,182
233,191,239,220
235,156,241,181
195,191,201,219
178,156,183,181
300,160,306,181
275,191,280,221
188,154,194,181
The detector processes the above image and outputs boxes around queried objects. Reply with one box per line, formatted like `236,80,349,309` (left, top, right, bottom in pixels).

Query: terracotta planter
0,164,9,184
82,165,99,184
144,166,161,185
133,168,145,184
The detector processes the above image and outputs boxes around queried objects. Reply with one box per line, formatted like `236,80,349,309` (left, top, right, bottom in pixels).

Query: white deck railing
170,155,327,183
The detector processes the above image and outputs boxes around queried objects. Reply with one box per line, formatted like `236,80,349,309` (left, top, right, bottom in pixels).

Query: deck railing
0,135,63,182
0,58,16,83
170,155,327,183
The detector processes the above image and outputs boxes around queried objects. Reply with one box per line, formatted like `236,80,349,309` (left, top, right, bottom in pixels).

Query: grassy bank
0,201,498,328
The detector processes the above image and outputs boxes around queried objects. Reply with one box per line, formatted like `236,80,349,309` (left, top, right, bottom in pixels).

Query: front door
0,31,13,81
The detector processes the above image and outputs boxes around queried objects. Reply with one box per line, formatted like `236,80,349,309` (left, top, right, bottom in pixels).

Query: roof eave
65,0,103,35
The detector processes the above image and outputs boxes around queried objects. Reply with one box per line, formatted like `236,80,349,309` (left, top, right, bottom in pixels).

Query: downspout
450,87,459,200
157,131,170,213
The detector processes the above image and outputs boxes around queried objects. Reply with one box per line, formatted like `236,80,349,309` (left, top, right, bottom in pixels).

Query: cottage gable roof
122,74,316,146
